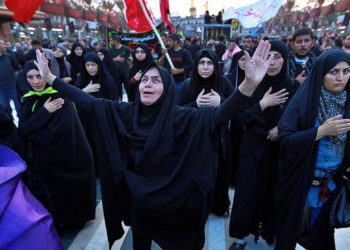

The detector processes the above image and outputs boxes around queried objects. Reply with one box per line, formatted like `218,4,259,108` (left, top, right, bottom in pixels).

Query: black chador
229,41,299,243
176,48,234,216
127,43,154,102
50,62,250,248
275,50,350,250
66,42,85,83
75,52,119,100
19,61,95,224
98,48,123,101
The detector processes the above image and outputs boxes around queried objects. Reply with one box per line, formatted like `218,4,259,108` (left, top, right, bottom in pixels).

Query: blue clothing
306,119,344,208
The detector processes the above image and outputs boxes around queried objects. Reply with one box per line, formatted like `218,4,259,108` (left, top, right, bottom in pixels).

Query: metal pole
137,0,174,68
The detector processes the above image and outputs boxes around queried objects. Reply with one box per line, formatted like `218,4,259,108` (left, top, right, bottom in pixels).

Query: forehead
86,61,98,65
143,67,161,77
26,69,40,76
199,57,212,62
268,51,282,56
135,47,144,51
329,61,350,69
295,34,312,41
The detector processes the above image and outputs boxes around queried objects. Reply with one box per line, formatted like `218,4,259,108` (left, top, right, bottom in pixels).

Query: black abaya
176,48,234,216
50,63,250,248
275,49,350,250
19,61,95,224
229,41,299,243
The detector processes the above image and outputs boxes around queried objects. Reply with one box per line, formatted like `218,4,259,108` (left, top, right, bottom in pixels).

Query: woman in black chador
227,50,251,186
66,42,85,84
127,43,154,102
275,50,350,250
229,40,300,249
98,48,122,101
176,48,233,216
75,52,119,100
35,41,273,249
19,60,95,226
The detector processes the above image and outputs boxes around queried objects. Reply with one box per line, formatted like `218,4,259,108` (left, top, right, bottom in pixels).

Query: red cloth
124,0,154,33
5,0,44,23
160,0,174,33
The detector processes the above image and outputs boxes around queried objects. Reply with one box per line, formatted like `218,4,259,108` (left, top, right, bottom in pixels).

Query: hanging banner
107,24,163,50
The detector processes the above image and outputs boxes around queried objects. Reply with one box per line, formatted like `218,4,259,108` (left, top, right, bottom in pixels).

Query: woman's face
74,47,83,57
54,48,64,58
198,57,214,78
98,51,105,61
238,56,247,71
26,69,46,92
85,61,99,76
135,47,146,61
267,51,284,76
139,67,164,105
324,61,350,93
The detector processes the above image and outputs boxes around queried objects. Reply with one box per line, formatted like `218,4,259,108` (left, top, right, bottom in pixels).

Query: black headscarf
228,50,251,89
187,48,227,100
77,62,220,248
19,60,96,225
276,49,350,250
98,48,122,100
66,43,84,80
130,43,154,73
127,43,154,102
75,52,118,100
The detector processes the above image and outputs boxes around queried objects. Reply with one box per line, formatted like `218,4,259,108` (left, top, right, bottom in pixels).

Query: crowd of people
1,26,350,250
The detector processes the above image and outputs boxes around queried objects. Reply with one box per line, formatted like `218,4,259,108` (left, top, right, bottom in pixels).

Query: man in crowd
110,35,131,99
0,39,21,118
288,27,317,84
242,35,255,52
158,33,193,90
342,33,350,54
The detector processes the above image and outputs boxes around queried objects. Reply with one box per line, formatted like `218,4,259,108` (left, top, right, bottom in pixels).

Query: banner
107,24,163,50
223,0,283,29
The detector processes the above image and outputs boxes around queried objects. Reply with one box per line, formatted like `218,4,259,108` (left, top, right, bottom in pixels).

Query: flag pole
137,0,174,69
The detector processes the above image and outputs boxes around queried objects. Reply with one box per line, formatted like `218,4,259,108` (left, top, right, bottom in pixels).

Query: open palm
244,40,272,88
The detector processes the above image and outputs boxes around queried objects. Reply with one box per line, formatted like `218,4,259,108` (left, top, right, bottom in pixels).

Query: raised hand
244,40,273,87
43,97,64,113
35,49,56,85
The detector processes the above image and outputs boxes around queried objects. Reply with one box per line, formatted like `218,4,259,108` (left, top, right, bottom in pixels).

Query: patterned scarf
318,85,347,144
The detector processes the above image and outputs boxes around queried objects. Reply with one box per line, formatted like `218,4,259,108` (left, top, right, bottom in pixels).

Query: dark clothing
109,45,130,76
14,50,26,67
276,49,350,250
176,49,234,216
189,44,202,59
99,48,122,101
215,43,226,63
19,71,95,224
0,103,24,157
230,41,300,243
50,63,250,248
288,52,317,78
127,43,153,102
75,52,119,100
164,49,194,83
0,54,19,87
66,43,85,83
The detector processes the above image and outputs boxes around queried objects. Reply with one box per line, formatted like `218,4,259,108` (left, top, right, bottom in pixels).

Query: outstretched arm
214,40,273,125
35,49,95,111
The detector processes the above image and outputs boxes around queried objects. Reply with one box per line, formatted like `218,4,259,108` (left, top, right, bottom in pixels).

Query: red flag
160,0,174,33
5,0,45,23
124,0,155,33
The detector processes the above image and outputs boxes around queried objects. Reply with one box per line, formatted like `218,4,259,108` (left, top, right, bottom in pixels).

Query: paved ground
63,187,350,250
